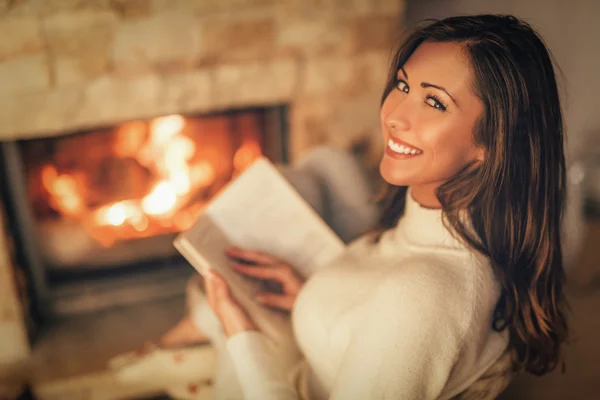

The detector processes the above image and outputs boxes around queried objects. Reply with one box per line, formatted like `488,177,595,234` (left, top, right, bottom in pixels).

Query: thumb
206,271,231,309
210,271,230,299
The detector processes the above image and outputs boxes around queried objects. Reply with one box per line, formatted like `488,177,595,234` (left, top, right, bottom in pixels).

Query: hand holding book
174,157,345,343
204,269,258,338
227,246,305,312
205,246,305,337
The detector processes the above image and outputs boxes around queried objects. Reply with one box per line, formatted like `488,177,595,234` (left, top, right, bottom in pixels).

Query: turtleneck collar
393,188,468,250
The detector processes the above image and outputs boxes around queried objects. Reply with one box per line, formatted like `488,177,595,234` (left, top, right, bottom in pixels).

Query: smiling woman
199,14,568,400
376,14,568,377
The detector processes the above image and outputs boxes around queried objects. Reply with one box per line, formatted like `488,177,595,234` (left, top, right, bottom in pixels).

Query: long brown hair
377,15,568,375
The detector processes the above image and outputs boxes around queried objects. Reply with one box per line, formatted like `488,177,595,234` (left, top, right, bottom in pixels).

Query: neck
409,184,442,209
393,186,467,250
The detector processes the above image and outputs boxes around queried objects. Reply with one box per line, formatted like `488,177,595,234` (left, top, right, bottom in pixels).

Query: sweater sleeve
329,264,470,400
226,331,298,400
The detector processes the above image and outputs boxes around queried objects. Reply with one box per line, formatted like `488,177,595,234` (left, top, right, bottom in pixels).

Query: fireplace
0,105,288,320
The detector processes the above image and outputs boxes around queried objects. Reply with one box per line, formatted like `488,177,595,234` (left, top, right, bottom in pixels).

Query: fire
234,140,262,173
141,181,178,216
41,165,84,216
39,114,263,247
96,201,140,227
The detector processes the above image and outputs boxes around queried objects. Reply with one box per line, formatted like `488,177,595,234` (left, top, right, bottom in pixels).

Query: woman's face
379,41,485,207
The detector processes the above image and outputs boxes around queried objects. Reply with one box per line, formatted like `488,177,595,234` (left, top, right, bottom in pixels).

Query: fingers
231,261,304,296
226,246,280,265
205,271,217,311
204,271,258,337
205,271,229,311
231,262,287,281
256,293,295,312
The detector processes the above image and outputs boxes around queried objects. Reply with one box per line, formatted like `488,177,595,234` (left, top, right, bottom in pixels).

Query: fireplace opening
1,105,288,320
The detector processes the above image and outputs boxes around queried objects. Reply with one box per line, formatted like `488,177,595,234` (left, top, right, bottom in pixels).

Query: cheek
418,118,455,152
423,123,479,175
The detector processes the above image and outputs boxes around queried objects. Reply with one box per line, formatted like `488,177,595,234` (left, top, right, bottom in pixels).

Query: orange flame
41,165,84,216
40,114,262,247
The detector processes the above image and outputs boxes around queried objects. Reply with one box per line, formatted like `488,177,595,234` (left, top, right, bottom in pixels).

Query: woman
205,14,569,399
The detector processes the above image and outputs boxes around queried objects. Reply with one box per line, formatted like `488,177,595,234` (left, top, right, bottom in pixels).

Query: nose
385,118,410,134
383,98,411,134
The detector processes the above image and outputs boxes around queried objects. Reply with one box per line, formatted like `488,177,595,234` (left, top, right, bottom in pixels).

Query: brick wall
0,0,405,162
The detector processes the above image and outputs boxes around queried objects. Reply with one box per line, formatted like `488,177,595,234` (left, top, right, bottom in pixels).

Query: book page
174,212,294,342
205,158,345,279
174,213,265,299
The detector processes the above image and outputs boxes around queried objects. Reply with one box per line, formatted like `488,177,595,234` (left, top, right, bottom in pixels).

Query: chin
379,156,413,186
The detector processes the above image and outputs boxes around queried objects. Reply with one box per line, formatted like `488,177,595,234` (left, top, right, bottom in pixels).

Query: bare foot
109,315,209,370
159,315,209,348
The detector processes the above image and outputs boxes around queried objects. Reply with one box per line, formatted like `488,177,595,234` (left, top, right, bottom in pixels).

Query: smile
386,137,423,158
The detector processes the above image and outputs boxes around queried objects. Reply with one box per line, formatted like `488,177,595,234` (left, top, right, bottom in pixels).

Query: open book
173,157,345,343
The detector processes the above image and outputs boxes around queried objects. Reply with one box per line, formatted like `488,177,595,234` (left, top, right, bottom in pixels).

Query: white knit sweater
226,191,510,399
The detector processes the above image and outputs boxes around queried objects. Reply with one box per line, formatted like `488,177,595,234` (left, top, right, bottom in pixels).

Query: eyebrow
399,67,459,108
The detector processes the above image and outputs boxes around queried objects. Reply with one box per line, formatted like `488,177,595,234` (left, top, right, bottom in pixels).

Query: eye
396,79,409,93
425,94,447,112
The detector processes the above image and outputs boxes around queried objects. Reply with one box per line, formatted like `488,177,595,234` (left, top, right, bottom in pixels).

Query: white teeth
387,138,421,155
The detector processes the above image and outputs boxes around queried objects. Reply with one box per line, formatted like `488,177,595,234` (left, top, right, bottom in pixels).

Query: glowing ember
142,181,178,216
102,203,127,226
234,141,262,173
41,165,84,216
150,115,185,144
191,161,216,188
94,200,141,227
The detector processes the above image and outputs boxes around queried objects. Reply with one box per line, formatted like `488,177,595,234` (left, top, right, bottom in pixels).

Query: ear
474,147,485,163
